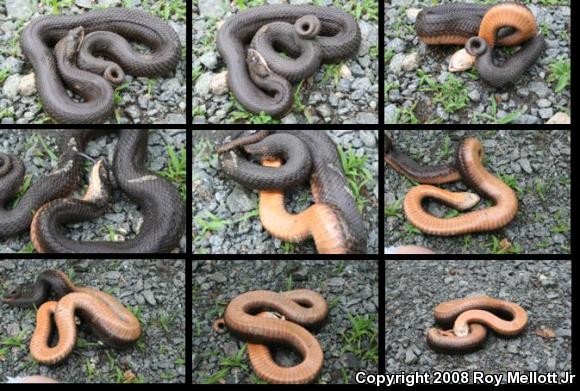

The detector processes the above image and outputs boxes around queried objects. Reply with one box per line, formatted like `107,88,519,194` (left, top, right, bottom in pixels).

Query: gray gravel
192,259,378,384
385,260,571,378
385,0,571,124
0,1,186,124
193,0,379,124
0,259,186,383
0,130,186,253
193,130,379,254
385,130,570,254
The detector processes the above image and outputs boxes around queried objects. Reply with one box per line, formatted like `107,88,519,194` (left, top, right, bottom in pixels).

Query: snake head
246,49,271,79
82,158,112,207
58,26,85,58
2,287,22,304
70,26,85,53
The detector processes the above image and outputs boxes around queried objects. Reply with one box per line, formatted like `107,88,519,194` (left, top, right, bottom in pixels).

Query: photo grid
0,0,573,387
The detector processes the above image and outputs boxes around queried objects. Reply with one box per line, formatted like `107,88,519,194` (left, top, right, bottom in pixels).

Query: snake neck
2,270,76,307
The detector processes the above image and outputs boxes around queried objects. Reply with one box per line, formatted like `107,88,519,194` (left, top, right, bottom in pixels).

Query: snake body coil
217,289,328,384
218,130,366,254
21,8,180,124
427,296,528,352
385,136,518,236
0,130,184,253
216,5,360,117
415,3,543,88
2,270,141,365
1,131,97,239
30,130,185,253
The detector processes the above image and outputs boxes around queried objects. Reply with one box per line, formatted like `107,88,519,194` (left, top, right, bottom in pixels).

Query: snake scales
427,296,528,352
415,3,544,88
0,130,184,253
21,8,180,124
216,5,361,117
2,270,141,365
214,289,328,384
217,130,367,254
385,135,518,235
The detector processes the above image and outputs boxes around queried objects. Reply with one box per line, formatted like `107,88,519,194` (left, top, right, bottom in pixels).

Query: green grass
321,64,342,87
0,18,24,57
49,0,75,14
0,68,10,84
160,143,187,200
368,44,378,59
194,209,259,237
498,174,523,196
114,82,132,105
384,198,402,218
1,331,27,350
391,104,420,124
192,65,202,83
201,368,229,384
192,106,206,117
437,134,452,160
281,241,296,254
550,211,570,234
488,236,522,254
339,0,378,22
194,211,230,236
201,345,249,384
338,146,373,212
472,94,524,124
157,312,176,333
0,107,14,120
548,58,570,93
340,314,378,364
417,70,469,114
228,94,281,124
235,0,267,10
151,0,186,21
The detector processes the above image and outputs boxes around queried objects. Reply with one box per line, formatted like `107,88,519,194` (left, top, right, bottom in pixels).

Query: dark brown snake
217,130,367,253
21,8,180,124
2,270,141,365
0,130,184,253
216,5,361,117
415,3,544,88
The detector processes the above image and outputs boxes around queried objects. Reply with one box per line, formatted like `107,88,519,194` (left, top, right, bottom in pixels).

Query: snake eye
3,288,19,300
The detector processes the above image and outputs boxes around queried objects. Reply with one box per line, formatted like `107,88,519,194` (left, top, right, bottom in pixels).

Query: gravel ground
193,130,379,254
0,130,186,253
192,259,378,384
0,1,186,124
385,130,570,254
385,260,572,378
385,0,571,124
0,259,186,383
193,0,379,124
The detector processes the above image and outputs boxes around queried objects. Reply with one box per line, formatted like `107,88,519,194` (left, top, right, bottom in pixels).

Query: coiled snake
385,136,518,236
427,296,528,352
2,270,141,365
216,5,361,117
20,8,180,124
213,289,328,384
415,3,544,88
0,130,184,253
217,130,367,254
